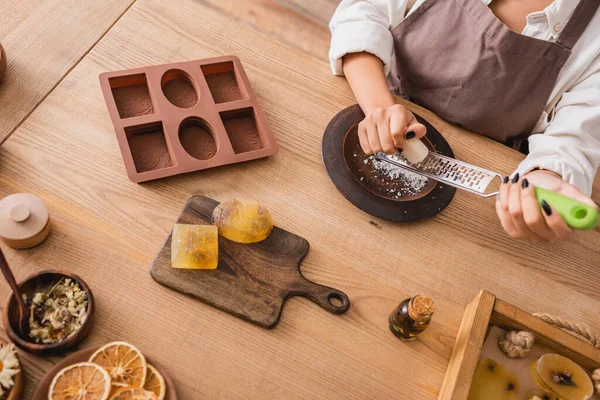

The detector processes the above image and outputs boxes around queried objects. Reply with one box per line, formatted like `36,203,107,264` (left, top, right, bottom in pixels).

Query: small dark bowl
2,270,95,354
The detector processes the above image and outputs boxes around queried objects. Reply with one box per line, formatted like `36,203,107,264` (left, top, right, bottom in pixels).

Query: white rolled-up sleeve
515,62,600,196
329,0,407,77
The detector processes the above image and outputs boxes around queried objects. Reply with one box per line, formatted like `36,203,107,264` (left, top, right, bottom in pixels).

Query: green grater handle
534,186,599,230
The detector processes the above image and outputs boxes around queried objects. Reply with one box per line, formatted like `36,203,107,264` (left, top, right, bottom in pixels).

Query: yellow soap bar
171,224,218,269
212,199,273,244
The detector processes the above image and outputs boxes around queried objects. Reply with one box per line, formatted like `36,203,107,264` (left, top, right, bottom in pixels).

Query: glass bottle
389,295,435,341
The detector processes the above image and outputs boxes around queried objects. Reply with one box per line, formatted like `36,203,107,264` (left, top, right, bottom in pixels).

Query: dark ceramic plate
322,104,456,222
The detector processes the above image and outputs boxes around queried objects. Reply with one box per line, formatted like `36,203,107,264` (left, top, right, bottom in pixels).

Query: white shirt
329,0,600,196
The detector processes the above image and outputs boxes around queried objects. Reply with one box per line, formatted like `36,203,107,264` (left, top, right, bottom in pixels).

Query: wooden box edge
438,291,600,399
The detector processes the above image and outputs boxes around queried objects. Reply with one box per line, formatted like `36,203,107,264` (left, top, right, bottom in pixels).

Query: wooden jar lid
0,193,50,249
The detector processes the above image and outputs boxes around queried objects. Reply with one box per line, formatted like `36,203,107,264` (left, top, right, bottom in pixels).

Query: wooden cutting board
150,195,350,329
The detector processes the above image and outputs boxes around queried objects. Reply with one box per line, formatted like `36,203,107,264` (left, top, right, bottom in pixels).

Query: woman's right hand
342,52,427,156
358,103,427,155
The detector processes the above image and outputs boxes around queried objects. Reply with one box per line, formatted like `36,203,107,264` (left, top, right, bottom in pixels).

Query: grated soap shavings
366,155,429,197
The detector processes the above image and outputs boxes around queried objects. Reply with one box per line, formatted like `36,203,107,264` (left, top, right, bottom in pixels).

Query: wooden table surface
1,0,599,398
0,0,136,145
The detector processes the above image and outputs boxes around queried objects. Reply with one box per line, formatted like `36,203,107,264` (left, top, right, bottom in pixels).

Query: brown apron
387,0,600,146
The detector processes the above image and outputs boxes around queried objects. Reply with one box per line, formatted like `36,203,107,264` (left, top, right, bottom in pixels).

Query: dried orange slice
109,388,158,400
49,362,111,400
143,364,166,400
89,342,147,390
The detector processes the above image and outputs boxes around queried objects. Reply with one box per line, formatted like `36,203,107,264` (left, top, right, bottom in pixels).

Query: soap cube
402,140,429,165
171,224,218,269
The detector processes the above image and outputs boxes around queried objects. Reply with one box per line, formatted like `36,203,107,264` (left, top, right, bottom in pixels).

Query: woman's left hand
495,169,598,242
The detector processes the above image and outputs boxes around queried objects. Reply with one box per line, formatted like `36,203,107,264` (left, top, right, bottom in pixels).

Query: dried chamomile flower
28,278,88,344
0,342,19,399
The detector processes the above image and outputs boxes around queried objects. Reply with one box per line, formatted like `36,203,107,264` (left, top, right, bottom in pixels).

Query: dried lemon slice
109,388,157,400
89,342,147,390
536,354,593,400
49,362,111,400
143,364,166,400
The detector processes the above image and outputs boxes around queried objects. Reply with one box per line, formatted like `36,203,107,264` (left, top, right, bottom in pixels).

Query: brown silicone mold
99,56,279,182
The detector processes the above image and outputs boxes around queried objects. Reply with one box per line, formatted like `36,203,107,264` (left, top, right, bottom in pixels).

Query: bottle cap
0,193,50,249
408,295,435,321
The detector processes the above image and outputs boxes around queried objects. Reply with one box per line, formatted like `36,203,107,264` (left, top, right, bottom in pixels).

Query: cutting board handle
291,277,350,314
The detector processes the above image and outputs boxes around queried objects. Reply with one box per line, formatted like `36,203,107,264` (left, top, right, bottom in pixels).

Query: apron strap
556,0,600,50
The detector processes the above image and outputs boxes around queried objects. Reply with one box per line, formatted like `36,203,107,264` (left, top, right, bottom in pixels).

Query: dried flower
0,342,19,399
27,278,88,344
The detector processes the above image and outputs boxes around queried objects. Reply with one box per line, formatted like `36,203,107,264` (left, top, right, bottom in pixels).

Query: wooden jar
0,194,50,249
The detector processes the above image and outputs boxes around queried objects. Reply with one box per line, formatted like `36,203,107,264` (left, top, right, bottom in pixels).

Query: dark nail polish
541,200,552,216
503,176,509,184
397,147,403,152
511,173,520,184
405,131,416,140
521,178,529,189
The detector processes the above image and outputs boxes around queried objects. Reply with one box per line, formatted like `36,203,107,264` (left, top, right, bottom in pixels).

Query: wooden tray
99,56,279,183
150,195,350,329
322,104,456,222
439,290,600,399
33,347,177,400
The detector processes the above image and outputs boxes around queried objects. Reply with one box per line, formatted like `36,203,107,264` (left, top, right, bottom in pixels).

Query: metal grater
375,151,600,231
375,152,504,197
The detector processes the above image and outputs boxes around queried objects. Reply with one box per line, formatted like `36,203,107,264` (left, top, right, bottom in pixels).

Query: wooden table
1,0,599,398
0,0,136,145
198,0,339,59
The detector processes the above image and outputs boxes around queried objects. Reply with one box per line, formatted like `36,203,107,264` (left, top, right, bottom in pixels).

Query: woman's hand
358,104,427,155
342,52,427,155
495,169,598,242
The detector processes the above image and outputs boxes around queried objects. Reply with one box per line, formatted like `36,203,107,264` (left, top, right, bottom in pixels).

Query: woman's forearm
342,52,395,114
342,51,428,157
